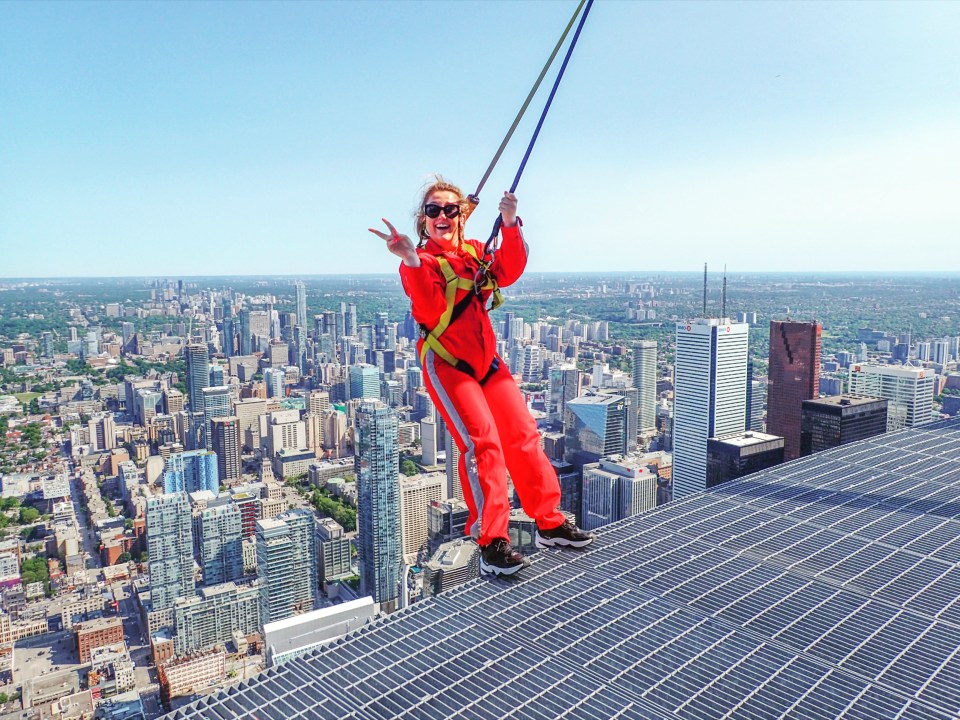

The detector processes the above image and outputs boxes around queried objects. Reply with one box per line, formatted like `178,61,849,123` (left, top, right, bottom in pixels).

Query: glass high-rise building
295,280,307,330
197,499,244,586
201,385,232,450
185,344,209,413
632,341,658,435
256,508,317,624
146,492,195,611
163,450,219,495
238,308,252,356
672,319,749,499
767,321,821,461
847,364,934,431
563,393,627,468
222,296,234,358
800,395,888,455
355,400,401,611
349,364,381,400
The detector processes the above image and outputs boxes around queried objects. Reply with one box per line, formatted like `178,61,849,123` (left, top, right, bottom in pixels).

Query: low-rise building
75,616,124,662
158,649,226,703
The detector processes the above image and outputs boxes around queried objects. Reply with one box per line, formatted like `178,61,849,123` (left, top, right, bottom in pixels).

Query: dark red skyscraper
767,321,821,461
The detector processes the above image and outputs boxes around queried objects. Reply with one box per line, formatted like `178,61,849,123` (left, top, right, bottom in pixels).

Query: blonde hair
415,176,468,247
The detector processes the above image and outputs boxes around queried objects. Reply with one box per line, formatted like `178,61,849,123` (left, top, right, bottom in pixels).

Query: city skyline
2,1,959,277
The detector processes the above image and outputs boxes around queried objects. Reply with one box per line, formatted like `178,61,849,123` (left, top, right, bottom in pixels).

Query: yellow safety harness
419,242,503,379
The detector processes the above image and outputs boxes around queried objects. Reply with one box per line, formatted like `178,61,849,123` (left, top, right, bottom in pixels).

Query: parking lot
13,630,79,686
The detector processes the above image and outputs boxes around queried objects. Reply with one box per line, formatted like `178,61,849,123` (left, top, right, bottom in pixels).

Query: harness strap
418,252,502,374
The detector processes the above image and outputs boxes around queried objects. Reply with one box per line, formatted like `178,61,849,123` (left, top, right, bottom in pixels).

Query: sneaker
480,538,530,577
535,519,595,549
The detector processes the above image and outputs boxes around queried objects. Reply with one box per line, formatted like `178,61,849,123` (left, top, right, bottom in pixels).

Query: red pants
422,348,565,546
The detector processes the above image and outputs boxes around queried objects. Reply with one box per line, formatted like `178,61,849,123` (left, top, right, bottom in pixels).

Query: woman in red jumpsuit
370,178,594,576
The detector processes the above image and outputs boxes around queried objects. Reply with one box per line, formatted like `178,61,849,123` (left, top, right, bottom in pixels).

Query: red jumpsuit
399,224,566,546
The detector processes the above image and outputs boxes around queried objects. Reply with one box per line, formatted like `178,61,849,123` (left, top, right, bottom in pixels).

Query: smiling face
423,190,462,251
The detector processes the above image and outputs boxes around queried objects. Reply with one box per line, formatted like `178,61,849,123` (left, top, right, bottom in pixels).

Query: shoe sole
535,534,594,549
480,559,527,577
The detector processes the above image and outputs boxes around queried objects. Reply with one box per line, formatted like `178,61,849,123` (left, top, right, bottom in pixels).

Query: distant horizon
3,269,960,283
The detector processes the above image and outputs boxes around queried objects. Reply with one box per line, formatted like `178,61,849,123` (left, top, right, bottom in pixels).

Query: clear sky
1,0,958,278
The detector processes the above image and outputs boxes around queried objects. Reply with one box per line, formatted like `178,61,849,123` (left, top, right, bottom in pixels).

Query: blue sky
1,0,957,278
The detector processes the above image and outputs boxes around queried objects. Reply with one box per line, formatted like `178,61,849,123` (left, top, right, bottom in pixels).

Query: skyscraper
294,280,307,330
767,321,821,461
146,493,195,611
800,395,888,455
399,474,445,561
563,394,627,467
210,416,241,484
706,431,785,487
222,296,234,359
672,319,749,499
631,341,657,436
201,385,231,450
349,364,381,400
197,499,244,586
238,308,252,356
256,508,317,624
581,456,658,531
548,364,582,424
355,400,401,611
847,364,935,431
163,450,219,495
185,344,209,413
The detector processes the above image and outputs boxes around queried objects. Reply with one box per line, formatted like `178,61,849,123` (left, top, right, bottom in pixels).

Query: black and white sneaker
535,519,595,549
480,538,530,577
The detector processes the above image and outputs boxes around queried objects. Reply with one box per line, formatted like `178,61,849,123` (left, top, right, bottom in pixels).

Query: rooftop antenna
722,265,727,320
702,263,708,318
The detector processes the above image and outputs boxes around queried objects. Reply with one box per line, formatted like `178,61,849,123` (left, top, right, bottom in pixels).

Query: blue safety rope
481,0,595,259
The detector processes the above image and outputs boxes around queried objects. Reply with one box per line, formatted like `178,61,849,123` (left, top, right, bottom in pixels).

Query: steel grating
166,418,960,720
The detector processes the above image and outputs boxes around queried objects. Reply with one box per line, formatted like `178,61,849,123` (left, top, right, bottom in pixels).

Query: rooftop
165,418,960,720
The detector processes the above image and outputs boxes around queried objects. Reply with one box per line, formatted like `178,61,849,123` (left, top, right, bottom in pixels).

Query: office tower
405,367,423,405
342,302,357,338
262,409,307,459
208,364,225,387
603,386,639,453
374,312,390,350
349,364,381,400
317,518,352,586
767,321,821,461
746,358,766,432
234,397,266,452
307,390,330,416
87,414,117,452
222,297,235,359
238,309,252,356
399,474,445,561
420,417,438,465
185,344,210,413
581,456,658,531
197,499,244,585
256,509,317,624
146,493,195,611
355,400,401,611
801,395,888,455
210,416,241,484
847,364,935,431
632,341,657,435
548,364,582,424
932,339,950,366
672,319,749,499
445,431,463,501
163,450,219,495
294,280,307,329
201,385,231,450
427,499,469,549
263,368,285,398
706,432,785,488
563,394,627,467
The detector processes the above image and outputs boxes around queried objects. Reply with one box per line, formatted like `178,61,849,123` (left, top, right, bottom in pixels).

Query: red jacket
400,223,527,378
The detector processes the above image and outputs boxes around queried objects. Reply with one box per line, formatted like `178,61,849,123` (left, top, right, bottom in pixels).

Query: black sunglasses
423,203,461,219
